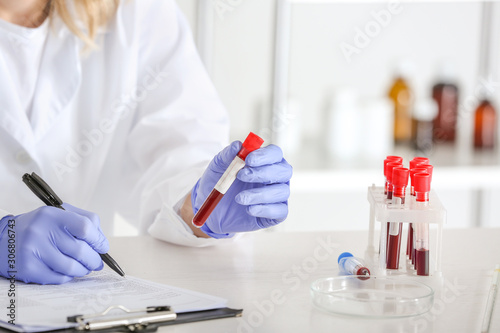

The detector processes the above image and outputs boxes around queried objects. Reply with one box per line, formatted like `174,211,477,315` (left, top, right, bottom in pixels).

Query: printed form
0,270,226,332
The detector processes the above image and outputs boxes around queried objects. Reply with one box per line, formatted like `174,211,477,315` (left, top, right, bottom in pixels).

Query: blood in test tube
414,172,432,276
386,167,409,270
338,252,371,280
407,166,428,261
384,156,403,195
386,161,403,200
192,132,264,228
412,164,433,266
383,161,403,254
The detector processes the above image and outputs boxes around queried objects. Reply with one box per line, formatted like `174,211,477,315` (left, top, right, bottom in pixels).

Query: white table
110,228,500,333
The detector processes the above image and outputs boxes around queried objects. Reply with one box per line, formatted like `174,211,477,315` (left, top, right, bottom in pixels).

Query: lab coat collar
29,15,82,140
0,15,82,151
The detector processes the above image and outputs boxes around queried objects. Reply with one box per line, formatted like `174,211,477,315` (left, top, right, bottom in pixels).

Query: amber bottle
432,83,458,142
474,99,497,149
389,77,413,144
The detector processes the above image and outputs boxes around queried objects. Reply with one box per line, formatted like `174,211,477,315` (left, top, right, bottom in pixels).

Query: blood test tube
386,167,409,270
338,252,370,279
384,156,403,195
409,157,430,195
192,132,264,228
414,172,432,276
382,161,404,255
386,161,404,200
407,167,428,261
415,163,433,181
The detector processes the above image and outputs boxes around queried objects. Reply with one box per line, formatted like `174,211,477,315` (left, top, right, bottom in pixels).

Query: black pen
22,172,125,277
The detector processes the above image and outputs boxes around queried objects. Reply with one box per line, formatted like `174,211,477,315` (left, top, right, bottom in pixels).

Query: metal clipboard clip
67,305,176,332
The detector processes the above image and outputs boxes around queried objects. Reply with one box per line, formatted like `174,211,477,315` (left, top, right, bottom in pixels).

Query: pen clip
22,172,64,208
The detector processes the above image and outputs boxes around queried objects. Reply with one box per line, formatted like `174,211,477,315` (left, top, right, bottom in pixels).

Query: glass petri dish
311,276,434,318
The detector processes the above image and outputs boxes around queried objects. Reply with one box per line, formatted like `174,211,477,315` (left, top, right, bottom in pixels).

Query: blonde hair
50,0,120,47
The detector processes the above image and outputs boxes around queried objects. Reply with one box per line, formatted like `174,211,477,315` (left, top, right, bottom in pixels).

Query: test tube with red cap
386,167,409,270
384,156,403,195
414,172,432,276
382,161,403,255
409,157,430,195
386,161,403,200
407,167,428,261
192,132,264,228
407,161,431,261
411,163,433,266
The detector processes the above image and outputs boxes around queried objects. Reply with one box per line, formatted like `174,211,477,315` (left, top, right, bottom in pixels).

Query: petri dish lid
311,276,434,318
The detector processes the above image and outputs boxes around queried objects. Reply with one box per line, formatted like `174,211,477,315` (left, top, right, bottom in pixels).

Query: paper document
0,270,226,332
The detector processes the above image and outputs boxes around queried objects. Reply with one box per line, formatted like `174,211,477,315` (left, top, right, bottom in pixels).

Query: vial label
214,156,246,194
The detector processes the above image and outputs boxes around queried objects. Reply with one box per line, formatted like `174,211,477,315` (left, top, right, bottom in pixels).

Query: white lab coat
0,0,229,246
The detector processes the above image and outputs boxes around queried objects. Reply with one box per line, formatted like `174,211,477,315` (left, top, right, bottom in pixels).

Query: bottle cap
392,167,409,187
238,132,264,160
414,173,432,192
410,157,430,170
338,252,353,263
386,162,403,183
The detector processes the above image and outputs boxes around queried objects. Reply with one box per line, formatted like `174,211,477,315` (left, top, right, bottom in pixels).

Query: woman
0,0,292,284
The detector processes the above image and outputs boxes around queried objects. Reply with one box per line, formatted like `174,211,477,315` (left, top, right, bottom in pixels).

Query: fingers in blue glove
208,140,242,173
244,144,283,167
17,263,74,285
237,162,293,184
64,210,110,254
250,203,289,222
235,184,290,205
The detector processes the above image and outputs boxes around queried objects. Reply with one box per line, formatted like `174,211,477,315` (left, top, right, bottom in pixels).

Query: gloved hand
191,141,292,238
0,204,109,284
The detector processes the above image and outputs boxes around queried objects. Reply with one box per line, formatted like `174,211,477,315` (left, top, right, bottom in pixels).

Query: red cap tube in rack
414,172,432,276
386,162,403,200
386,167,409,270
384,156,403,195
409,157,430,195
192,132,264,228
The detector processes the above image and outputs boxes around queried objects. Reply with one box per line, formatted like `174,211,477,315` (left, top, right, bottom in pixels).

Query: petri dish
310,276,434,318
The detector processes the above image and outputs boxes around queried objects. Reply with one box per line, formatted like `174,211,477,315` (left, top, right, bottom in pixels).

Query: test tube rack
365,185,446,279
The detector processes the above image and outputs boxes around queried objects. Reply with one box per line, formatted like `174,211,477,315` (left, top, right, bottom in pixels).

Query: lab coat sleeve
119,0,231,246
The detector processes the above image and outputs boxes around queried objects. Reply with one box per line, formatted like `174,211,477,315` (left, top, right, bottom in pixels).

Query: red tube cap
392,167,409,187
410,167,427,183
384,156,403,177
415,164,433,179
410,157,430,170
386,162,403,183
414,172,431,192
238,132,264,160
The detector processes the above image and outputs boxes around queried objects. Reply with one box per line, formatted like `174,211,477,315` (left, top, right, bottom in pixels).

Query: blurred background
175,0,500,232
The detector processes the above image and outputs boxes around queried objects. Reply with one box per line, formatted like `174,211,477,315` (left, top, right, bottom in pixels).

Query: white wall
173,0,500,232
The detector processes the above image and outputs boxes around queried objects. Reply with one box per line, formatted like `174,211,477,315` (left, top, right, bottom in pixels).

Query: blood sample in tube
384,161,403,255
407,167,428,261
386,167,409,270
192,132,264,228
338,252,371,280
414,172,432,276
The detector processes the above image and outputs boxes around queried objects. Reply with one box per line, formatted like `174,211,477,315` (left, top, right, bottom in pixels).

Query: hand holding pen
0,173,124,284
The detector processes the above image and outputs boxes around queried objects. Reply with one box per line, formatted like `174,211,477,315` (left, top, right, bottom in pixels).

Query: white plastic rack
366,185,446,279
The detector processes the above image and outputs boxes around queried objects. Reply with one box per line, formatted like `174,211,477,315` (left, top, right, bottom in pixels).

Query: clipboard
0,306,242,333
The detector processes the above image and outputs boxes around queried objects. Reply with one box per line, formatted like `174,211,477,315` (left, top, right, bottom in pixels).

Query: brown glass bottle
432,83,458,142
474,99,497,149
389,77,413,143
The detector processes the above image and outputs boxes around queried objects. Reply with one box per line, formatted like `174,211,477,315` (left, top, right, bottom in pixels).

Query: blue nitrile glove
0,203,109,285
191,141,292,238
